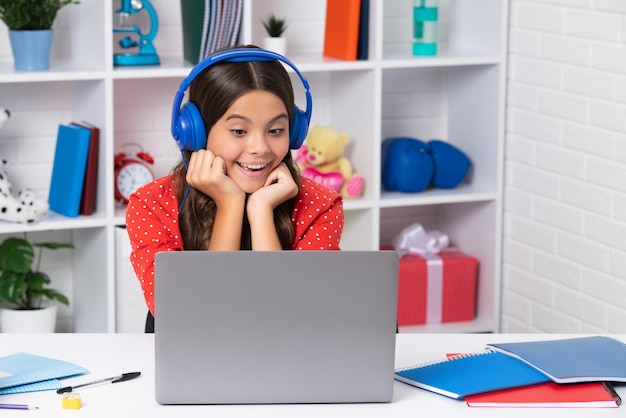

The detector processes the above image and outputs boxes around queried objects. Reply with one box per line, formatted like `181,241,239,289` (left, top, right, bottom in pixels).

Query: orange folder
323,0,361,61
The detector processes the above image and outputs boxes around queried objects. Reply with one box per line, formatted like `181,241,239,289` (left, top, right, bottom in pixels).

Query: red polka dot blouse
125,175,344,314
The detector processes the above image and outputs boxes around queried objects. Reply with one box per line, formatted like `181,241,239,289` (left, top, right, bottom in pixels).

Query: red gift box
395,250,478,326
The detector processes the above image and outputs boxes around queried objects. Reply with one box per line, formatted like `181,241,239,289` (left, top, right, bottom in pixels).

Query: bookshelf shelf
0,0,507,333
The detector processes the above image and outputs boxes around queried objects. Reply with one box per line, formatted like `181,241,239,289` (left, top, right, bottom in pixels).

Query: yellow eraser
61,393,82,409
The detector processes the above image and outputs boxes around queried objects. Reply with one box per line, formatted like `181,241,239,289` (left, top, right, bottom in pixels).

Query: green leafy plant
262,14,288,38
0,236,73,310
0,0,80,30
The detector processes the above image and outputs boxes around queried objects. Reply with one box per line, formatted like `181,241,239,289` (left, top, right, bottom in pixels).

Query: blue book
48,123,91,217
394,350,551,399
487,336,626,384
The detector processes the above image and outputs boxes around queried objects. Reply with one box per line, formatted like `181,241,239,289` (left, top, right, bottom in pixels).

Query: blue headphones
171,48,312,151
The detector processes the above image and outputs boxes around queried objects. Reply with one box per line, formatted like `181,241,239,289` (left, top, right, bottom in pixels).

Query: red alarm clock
114,144,155,204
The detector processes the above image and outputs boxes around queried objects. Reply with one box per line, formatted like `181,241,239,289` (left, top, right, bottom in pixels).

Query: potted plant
0,236,74,333
0,0,81,71
262,14,288,56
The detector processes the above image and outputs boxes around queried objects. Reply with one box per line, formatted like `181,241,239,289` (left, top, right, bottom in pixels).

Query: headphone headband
171,48,312,151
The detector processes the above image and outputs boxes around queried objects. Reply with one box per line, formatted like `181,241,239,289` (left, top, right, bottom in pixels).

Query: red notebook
71,121,99,215
465,381,621,408
323,0,361,60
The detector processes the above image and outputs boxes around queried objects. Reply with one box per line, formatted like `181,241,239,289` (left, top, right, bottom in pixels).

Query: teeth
239,162,267,170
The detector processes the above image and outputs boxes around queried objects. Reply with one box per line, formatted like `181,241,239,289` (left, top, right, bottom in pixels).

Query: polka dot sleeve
292,178,344,250
125,176,183,315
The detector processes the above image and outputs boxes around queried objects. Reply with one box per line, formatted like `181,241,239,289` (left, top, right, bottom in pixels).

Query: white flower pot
263,37,287,56
0,304,57,333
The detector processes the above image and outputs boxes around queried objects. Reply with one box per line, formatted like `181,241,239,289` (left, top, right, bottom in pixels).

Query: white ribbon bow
392,222,449,258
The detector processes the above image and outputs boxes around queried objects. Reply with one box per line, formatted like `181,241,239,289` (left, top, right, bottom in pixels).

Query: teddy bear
0,108,49,224
296,125,364,198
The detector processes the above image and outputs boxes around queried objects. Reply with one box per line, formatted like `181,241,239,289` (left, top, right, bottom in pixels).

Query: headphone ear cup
176,102,207,151
289,106,309,149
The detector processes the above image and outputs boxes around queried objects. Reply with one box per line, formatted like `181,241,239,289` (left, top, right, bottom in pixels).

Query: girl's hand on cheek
186,149,244,206
247,163,298,213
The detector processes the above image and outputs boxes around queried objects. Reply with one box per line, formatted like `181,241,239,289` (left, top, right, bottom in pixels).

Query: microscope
113,0,160,66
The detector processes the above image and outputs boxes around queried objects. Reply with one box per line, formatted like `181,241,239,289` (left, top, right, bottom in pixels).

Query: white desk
0,333,624,417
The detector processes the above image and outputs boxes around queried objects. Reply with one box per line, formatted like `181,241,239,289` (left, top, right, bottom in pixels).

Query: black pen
57,372,141,394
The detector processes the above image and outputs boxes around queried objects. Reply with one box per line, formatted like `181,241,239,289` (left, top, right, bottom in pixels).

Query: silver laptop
154,250,398,404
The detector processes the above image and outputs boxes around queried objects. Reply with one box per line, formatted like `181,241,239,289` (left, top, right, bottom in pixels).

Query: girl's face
206,90,290,194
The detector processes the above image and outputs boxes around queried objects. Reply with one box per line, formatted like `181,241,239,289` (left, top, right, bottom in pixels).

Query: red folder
71,121,99,215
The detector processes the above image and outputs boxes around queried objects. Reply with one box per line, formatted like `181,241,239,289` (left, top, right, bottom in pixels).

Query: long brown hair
173,47,301,250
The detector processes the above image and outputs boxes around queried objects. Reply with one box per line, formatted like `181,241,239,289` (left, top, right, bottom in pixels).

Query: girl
126,47,344,322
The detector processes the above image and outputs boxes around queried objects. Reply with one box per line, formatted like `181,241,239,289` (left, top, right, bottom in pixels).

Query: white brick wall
503,0,626,332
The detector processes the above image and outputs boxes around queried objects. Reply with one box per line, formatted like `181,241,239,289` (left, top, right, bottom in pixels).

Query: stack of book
395,336,626,408
48,121,100,218
180,0,243,65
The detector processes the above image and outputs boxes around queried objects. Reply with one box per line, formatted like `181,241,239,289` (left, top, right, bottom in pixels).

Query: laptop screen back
154,250,398,404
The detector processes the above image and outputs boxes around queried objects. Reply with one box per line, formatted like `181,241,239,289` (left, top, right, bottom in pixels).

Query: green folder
180,0,205,65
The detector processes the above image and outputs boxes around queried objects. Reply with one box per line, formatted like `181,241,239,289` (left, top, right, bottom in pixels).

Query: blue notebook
394,350,551,399
487,336,626,384
0,352,88,393
48,123,91,217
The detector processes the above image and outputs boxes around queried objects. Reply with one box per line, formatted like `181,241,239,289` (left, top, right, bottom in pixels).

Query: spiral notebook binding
601,382,622,406
602,335,626,347
395,349,494,372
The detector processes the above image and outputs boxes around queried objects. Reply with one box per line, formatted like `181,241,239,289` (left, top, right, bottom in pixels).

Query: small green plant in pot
0,0,81,71
0,0,81,30
0,236,73,310
262,14,288,38
262,14,288,56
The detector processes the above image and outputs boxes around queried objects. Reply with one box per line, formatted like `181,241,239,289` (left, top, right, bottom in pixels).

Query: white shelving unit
0,0,507,333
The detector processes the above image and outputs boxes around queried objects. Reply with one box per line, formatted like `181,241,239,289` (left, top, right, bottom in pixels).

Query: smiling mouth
238,162,268,171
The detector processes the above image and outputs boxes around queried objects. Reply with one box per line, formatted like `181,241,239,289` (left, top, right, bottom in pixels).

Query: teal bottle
413,0,438,56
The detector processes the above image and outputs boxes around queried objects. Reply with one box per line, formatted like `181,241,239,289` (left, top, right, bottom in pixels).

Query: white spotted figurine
0,108,49,224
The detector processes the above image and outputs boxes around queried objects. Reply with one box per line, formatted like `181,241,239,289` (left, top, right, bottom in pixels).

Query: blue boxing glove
427,139,471,189
381,137,433,193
